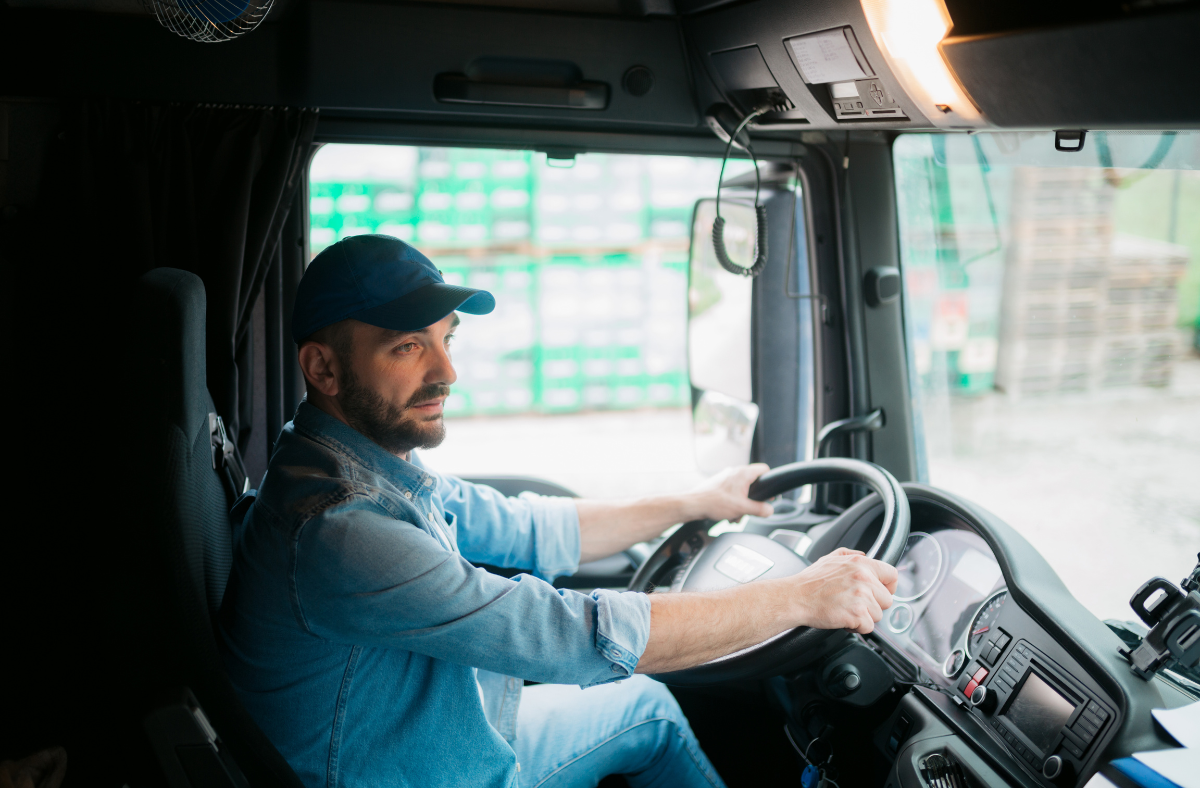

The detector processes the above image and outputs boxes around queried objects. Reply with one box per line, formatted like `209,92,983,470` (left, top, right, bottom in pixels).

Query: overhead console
684,0,972,132
685,0,1200,132
783,27,906,121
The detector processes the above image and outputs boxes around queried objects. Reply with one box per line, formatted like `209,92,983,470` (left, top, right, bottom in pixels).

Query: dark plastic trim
434,74,610,110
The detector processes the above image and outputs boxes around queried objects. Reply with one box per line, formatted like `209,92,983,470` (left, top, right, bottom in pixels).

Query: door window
309,144,759,498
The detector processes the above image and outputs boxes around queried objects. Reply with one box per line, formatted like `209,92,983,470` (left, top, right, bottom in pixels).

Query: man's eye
397,343,418,353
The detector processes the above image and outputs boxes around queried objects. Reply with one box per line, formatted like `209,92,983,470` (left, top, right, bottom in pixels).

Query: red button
973,667,989,682
964,679,978,698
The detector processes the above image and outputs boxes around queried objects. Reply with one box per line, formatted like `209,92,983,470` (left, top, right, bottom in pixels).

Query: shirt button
404,491,412,499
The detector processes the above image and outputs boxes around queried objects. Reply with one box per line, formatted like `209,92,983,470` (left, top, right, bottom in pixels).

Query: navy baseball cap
292,234,495,343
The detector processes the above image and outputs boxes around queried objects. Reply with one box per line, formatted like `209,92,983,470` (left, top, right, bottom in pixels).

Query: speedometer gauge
894,532,943,602
966,590,1008,659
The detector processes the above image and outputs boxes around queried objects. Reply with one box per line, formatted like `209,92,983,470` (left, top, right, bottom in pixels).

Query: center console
955,636,1114,784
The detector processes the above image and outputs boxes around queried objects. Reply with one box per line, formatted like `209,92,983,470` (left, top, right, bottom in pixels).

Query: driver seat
129,268,303,788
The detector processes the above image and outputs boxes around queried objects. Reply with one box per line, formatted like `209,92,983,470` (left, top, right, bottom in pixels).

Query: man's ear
298,341,342,397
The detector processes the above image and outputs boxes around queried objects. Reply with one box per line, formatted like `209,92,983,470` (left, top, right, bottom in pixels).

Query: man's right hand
636,546,900,675
790,548,899,634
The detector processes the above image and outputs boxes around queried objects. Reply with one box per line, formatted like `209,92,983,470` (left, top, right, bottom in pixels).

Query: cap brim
350,282,495,332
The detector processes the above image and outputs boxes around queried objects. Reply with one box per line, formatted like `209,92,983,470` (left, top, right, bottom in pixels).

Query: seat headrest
133,268,211,435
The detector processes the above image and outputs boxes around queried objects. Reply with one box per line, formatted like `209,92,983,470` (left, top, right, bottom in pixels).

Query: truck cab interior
2,0,1199,787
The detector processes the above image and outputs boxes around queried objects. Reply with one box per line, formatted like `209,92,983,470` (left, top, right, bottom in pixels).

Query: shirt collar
292,399,432,495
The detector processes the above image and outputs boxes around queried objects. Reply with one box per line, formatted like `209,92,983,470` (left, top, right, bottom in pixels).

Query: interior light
859,0,983,126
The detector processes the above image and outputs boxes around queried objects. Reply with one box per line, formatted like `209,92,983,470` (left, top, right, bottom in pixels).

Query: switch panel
829,78,906,120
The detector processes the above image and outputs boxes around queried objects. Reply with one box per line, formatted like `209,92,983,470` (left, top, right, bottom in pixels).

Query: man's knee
616,676,689,728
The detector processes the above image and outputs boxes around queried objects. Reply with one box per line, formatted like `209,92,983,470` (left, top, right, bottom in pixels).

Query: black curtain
1,99,316,784
39,99,318,449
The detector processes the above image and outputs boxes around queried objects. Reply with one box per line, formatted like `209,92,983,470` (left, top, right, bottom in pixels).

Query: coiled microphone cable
712,106,770,278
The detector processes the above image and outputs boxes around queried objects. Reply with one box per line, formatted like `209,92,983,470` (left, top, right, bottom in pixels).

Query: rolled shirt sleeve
430,469,582,582
292,496,648,687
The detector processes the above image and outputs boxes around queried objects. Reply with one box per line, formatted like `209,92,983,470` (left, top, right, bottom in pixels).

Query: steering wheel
628,458,910,685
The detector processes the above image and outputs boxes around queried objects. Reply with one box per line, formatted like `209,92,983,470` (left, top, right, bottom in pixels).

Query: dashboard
883,529,1006,679
751,484,1187,788
858,494,1136,788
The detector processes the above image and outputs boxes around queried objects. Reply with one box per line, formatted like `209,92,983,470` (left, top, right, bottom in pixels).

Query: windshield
894,131,1200,622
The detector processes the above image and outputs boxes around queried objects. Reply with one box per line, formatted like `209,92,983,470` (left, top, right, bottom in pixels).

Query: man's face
335,313,459,456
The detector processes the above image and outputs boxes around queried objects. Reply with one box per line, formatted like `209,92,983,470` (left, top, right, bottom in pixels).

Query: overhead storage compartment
307,1,699,127
939,6,1200,129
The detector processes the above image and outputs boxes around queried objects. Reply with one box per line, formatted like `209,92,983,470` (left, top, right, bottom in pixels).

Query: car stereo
956,636,1113,784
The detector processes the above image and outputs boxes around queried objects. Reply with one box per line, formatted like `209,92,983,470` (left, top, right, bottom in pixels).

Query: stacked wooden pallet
995,169,1188,397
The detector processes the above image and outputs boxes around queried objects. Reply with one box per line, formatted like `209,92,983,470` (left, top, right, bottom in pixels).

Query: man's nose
428,341,457,386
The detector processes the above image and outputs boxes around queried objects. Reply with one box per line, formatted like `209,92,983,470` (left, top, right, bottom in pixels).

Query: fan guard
141,0,272,42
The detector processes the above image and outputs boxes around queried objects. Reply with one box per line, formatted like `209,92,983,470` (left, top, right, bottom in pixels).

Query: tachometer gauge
894,532,943,602
966,589,1008,659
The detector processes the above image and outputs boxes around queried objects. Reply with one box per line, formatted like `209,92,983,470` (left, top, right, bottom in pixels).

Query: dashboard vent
919,753,970,788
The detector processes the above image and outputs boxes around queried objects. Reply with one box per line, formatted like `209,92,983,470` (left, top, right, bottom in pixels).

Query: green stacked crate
414,149,534,248
534,253,688,413
439,256,538,416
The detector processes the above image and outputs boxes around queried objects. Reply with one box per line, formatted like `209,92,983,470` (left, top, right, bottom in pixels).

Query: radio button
1061,737,1085,758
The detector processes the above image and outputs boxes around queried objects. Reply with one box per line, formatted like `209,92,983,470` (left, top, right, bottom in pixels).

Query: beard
337,368,449,457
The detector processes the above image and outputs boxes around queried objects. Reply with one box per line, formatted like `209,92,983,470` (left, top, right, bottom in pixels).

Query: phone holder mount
712,106,770,279
1122,552,1200,681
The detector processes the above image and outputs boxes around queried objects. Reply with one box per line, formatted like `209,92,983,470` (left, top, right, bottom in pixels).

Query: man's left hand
685,463,774,523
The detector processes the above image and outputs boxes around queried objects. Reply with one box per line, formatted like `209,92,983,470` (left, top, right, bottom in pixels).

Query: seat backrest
132,268,303,788
135,268,235,614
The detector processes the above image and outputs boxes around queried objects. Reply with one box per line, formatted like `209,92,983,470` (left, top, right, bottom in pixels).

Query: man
218,234,897,788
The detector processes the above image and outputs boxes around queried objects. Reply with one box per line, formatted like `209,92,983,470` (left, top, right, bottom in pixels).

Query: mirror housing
687,197,758,473
692,391,759,476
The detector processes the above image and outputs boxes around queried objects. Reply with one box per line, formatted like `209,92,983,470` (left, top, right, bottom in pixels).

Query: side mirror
688,198,757,474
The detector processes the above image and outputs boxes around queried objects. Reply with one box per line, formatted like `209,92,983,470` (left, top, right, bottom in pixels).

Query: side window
309,145,772,498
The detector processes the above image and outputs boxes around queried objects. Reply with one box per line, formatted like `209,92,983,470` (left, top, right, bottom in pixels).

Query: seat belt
208,413,250,504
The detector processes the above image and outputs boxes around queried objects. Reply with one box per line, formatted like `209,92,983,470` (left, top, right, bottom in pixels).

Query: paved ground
923,357,1200,622
423,359,1200,623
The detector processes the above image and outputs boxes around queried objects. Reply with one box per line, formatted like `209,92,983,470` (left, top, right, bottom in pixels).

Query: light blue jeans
513,675,728,788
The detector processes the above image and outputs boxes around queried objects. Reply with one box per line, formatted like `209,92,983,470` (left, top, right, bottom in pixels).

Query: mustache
405,383,451,409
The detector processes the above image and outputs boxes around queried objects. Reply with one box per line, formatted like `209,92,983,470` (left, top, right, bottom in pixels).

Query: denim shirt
217,402,652,788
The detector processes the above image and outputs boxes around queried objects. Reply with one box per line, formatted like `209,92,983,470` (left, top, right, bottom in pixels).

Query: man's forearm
572,465,774,564
634,580,800,674
574,495,699,564
633,548,899,675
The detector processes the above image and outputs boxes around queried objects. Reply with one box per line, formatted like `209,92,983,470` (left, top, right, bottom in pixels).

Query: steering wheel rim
629,457,910,685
